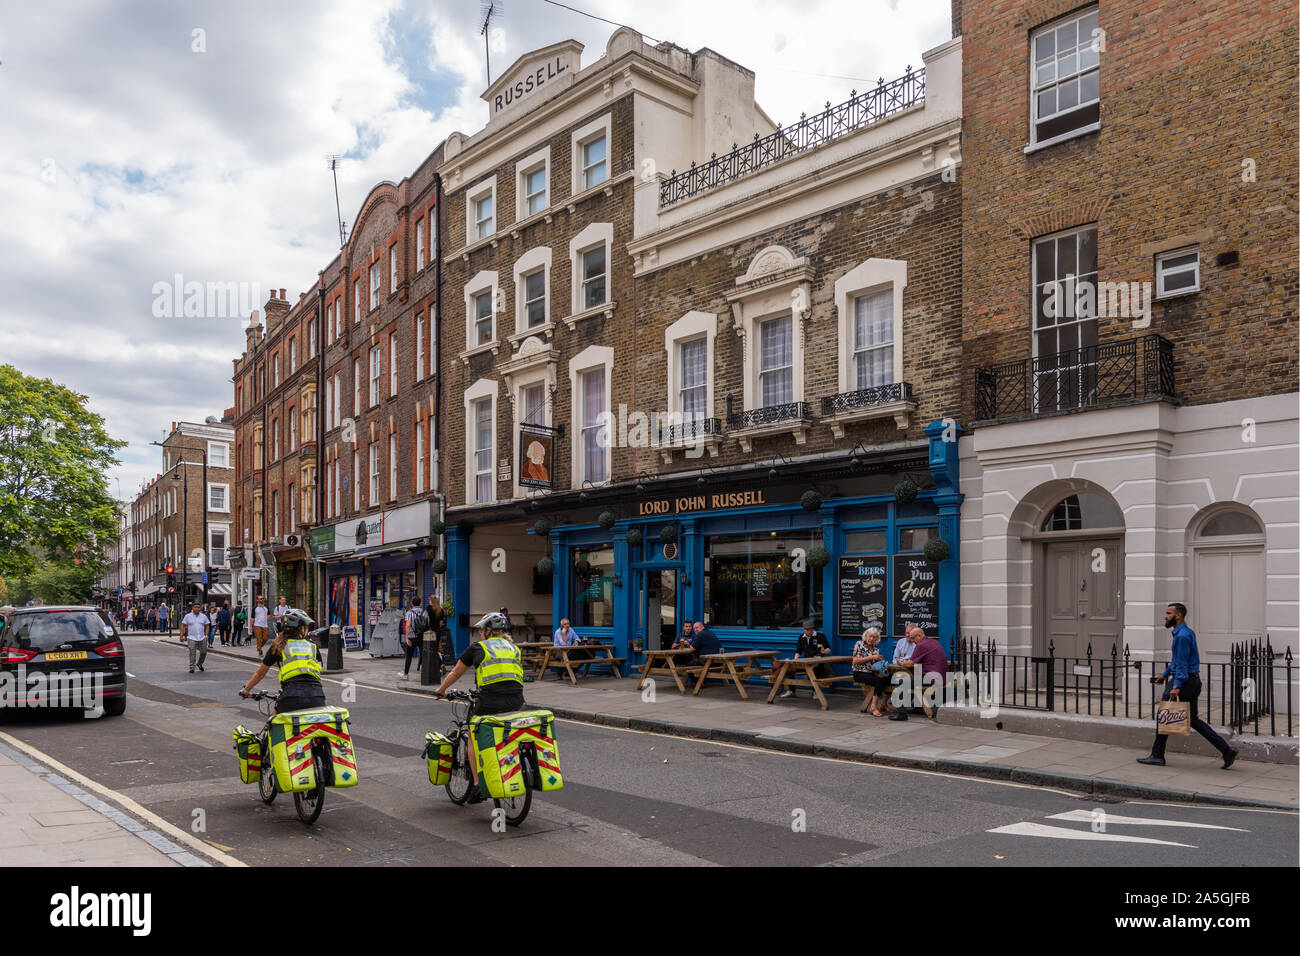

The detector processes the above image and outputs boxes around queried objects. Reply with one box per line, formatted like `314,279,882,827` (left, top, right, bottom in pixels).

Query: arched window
1197,511,1264,538
1040,493,1124,531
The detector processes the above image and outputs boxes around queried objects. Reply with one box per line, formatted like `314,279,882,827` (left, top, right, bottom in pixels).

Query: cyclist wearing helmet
239,608,326,714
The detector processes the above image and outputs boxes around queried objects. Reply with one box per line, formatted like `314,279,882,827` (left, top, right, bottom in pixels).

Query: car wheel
102,696,127,717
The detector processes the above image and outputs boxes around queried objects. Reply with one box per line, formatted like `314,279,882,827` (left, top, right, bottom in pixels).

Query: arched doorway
1187,506,1266,661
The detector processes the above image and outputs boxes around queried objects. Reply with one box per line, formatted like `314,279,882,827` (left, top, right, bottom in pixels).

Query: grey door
1044,539,1123,661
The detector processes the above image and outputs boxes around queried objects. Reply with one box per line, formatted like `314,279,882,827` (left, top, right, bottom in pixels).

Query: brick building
954,0,1299,665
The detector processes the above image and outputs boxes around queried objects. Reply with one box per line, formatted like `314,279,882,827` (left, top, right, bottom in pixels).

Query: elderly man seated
888,626,948,721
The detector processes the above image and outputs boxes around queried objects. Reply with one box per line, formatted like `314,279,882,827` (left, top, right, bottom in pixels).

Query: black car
0,605,127,717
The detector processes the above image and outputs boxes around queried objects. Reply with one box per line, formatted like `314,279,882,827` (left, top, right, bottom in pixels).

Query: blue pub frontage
446,422,962,669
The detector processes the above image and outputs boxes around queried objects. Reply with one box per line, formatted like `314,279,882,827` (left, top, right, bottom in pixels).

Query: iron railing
974,334,1176,421
659,67,926,208
660,417,722,444
821,381,914,416
949,635,1295,737
727,402,810,430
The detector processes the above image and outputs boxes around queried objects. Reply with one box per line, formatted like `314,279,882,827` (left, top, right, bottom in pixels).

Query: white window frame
288,482,297,530
834,259,907,394
369,347,382,407
416,219,426,271
389,245,398,294
308,317,317,357
369,261,381,311
368,441,380,507
514,145,550,221
353,359,361,415
415,420,425,494
568,345,613,490
463,270,499,352
324,378,333,431
207,482,230,513
208,524,229,568
464,378,498,505
1155,246,1200,299
664,311,717,423
289,411,297,450
571,114,612,195
352,451,360,511
389,433,398,502
389,330,398,395
510,365,556,500
467,178,496,245
354,279,361,323
1028,6,1101,148
416,314,426,380
289,338,298,373
568,222,613,318
207,441,230,469
513,247,552,335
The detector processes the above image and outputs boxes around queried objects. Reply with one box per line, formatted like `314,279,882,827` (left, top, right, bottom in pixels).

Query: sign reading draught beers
638,490,767,516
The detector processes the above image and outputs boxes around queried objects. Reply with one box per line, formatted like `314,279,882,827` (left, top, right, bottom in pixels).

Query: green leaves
0,364,125,577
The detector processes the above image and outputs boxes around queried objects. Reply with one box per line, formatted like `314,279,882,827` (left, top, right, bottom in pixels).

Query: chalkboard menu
892,555,938,637
837,557,888,637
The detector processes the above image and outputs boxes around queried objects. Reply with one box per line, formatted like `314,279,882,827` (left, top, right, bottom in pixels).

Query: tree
0,365,125,578
10,559,101,606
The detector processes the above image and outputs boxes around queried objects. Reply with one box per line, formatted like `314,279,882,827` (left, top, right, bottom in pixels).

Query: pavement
177,634,1299,811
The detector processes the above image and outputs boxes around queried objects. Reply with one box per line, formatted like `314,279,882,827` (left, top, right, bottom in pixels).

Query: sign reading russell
485,42,583,119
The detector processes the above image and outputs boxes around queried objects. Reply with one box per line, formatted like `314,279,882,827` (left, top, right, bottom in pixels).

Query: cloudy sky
0,0,950,502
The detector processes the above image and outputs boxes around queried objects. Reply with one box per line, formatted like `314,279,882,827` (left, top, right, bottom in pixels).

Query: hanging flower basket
597,511,616,530
430,558,447,575
800,489,824,512
536,556,555,576
894,477,919,503
532,518,553,538
659,524,679,543
429,519,446,536
807,545,831,569
923,537,951,564
575,558,591,575
625,528,644,546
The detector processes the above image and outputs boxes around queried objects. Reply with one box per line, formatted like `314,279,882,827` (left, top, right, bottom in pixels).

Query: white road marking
1048,809,1248,831
987,821,1197,847
126,672,136,678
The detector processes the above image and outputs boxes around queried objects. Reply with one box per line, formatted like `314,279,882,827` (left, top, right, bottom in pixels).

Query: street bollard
420,630,439,686
326,625,343,671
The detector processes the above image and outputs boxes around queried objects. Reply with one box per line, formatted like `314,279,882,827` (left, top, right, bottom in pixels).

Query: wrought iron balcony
659,67,926,208
974,334,1176,422
660,417,722,444
727,402,811,430
821,381,914,415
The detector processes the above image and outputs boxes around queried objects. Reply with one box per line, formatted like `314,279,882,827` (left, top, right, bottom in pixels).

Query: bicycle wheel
258,735,277,805
445,732,474,805
293,748,326,824
495,749,533,827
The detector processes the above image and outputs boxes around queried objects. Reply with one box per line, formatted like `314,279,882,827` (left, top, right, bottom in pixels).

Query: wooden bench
767,655,858,710
692,650,780,701
637,647,707,694
536,644,626,685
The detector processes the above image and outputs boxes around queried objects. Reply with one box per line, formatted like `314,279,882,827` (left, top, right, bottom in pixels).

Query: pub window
845,529,887,553
569,546,614,628
898,526,938,551
703,531,823,630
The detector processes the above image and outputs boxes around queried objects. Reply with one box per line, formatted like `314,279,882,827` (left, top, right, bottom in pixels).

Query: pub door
640,569,680,653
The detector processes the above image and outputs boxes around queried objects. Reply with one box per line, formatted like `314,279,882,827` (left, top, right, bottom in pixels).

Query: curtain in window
474,400,492,502
853,289,893,389
581,367,607,482
759,316,792,407
680,338,706,419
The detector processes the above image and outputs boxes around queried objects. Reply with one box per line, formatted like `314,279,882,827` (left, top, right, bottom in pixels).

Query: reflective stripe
475,637,523,687
278,639,322,684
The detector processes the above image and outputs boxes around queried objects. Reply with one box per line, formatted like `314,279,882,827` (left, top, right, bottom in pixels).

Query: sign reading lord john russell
638,490,767,516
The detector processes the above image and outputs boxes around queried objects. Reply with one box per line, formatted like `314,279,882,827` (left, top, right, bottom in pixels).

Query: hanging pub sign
892,555,939,637
519,425,554,489
838,557,888,638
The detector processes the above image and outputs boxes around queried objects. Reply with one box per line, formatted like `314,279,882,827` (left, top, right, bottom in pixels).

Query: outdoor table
692,650,780,700
536,643,625,685
766,655,858,710
513,641,552,673
637,647,705,694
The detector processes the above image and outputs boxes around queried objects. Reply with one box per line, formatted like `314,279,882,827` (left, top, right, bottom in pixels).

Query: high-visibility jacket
278,638,322,684
475,637,523,688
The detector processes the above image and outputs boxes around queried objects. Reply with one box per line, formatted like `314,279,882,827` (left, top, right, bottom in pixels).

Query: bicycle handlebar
241,690,279,701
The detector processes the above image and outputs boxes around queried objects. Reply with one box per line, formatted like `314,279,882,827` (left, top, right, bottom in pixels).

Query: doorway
1043,538,1123,660
641,569,680,652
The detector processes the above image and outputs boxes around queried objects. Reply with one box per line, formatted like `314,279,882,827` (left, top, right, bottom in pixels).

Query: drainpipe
315,277,326,623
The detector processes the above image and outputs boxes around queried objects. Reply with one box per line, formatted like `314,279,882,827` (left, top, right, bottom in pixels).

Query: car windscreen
6,611,114,651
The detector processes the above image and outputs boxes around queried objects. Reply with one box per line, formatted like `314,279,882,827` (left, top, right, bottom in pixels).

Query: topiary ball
807,545,831,569
800,489,824,512
923,537,951,563
659,524,679,543
894,477,919,503
575,558,591,575
430,558,447,574
625,528,643,546
536,556,555,576
532,518,553,537
430,519,446,536
597,510,616,530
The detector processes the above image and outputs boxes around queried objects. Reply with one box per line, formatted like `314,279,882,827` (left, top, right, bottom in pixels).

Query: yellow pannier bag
269,706,355,792
470,709,562,799
232,726,262,785
424,732,454,785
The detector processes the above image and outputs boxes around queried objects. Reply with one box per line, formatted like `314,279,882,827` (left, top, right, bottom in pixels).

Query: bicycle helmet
474,611,510,633
281,608,315,631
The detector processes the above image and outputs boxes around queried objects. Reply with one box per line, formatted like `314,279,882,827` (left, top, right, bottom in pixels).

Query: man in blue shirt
1138,603,1238,769
686,620,722,660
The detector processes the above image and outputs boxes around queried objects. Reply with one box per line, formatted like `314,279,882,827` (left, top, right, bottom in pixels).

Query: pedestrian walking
400,597,430,680
232,603,247,645
181,602,211,673
205,604,217,646
158,603,170,636
1137,602,1238,769
272,595,289,635
252,597,270,653
146,607,157,631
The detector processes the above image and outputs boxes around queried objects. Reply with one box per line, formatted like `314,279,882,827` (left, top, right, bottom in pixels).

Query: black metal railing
949,635,1295,736
974,334,1176,421
659,68,926,208
821,381,914,416
727,402,810,430
660,417,722,444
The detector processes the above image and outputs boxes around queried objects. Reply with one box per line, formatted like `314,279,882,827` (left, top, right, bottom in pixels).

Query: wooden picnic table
536,643,626,685
766,655,858,710
637,647,705,694
513,641,553,673
692,650,780,700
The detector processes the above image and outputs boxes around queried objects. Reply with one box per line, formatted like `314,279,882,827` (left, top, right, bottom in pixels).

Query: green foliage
807,545,831,569
923,537,951,564
0,365,124,577
9,559,100,605
0,575,8,604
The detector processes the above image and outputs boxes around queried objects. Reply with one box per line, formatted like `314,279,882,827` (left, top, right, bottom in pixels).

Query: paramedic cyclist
239,608,327,714
434,611,525,802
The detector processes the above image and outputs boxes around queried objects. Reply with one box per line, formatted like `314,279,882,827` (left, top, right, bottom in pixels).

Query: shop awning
208,583,233,596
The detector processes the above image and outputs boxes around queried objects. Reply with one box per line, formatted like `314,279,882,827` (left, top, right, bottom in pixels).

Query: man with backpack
400,597,430,680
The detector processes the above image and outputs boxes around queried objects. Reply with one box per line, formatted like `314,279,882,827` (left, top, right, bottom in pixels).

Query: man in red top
888,626,947,721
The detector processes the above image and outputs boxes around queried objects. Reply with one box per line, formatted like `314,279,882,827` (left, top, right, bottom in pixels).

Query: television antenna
480,1,503,85
326,155,348,248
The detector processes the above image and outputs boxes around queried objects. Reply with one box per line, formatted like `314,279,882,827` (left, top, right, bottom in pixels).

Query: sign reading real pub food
892,555,939,637
838,557,887,637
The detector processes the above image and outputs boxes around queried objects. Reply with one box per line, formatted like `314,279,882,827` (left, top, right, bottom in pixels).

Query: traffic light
166,566,176,588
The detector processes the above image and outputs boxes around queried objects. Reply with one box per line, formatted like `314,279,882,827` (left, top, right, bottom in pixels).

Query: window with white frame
389,433,397,501
332,373,341,428
852,289,894,389
572,114,611,194
468,180,495,243
522,163,547,217
1156,247,1200,298
1030,6,1101,146
272,490,279,538
354,280,361,322
324,378,333,431
474,399,493,503
353,359,361,415
288,482,296,529
208,483,229,512
521,382,546,427
582,135,607,190
580,367,607,484
369,347,381,406
415,420,425,493
289,338,298,373
369,261,381,310
1033,225,1099,412
389,331,398,395
389,245,398,293
308,318,317,357
353,451,360,510
273,352,281,388
522,269,546,328
209,527,227,567
416,219,426,271
416,315,425,380
568,223,612,317
272,418,281,460
758,315,794,407
333,458,341,516
289,410,297,450
207,441,230,468
580,245,606,310
368,441,380,506
679,338,707,421
474,291,494,345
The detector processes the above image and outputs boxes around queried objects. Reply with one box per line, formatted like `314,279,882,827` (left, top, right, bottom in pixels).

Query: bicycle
438,689,533,826
240,691,329,824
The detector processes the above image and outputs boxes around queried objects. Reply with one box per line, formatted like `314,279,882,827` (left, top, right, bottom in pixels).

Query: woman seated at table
853,628,895,717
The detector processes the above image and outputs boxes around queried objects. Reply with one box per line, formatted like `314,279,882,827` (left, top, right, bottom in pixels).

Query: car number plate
44,651,89,661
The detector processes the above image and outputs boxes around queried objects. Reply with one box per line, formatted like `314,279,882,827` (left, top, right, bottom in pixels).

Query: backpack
409,607,430,637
